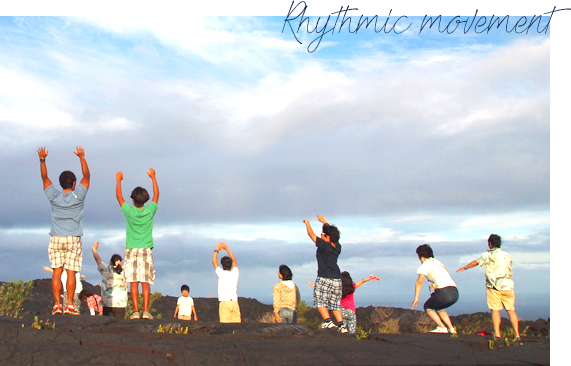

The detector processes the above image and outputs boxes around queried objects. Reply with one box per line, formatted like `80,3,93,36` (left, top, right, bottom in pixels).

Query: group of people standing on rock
37,146,521,339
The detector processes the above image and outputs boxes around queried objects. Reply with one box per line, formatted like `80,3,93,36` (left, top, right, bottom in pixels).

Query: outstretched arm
354,275,381,289
37,147,52,189
306,281,315,288
43,266,54,273
303,220,317,243
92,241,102,266
74,145,90,189
116,172,125,207
457,260,478,272
147,168,159,204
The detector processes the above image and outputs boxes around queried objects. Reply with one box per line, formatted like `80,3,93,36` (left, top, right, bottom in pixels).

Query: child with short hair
116,168,159,320
79,290,103,316
174,285,198,321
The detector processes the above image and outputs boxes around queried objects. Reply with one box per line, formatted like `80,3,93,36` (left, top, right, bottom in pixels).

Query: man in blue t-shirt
38,145,90,315
303,215,347,333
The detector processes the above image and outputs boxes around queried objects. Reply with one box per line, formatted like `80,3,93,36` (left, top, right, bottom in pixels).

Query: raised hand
92,241,99,252
316,215,328,224
147,168,156,179
116,171,124,181
37,147,48,159
73,145,85,158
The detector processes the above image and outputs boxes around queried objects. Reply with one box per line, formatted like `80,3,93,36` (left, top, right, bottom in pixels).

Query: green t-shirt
121,201,158,249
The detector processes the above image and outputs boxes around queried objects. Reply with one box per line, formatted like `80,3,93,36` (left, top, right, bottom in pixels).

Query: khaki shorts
178,314,192,321
219,300,241,323
486,288,515,311
48,236,82,272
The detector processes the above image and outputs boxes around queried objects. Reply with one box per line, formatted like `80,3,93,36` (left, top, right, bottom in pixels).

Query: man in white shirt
212,242,241,323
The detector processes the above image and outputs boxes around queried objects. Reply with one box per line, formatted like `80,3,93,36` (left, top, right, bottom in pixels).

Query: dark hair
130,187,150,207
341,271,355,299
110,254,123,275
322,224,340,244
181,284,190,293
78,289,96,302
416,244,434,259
488,234,501,248
221,256,233,271
279,265,293,281
59,170,76,190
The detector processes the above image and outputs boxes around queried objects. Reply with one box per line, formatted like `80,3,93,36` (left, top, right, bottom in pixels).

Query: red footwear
64,304,79,315
52,304,63,315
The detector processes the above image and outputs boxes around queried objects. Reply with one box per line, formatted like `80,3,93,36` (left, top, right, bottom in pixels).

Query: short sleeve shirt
417,258,456,289
97,263,128,308
177,296,195,316
45,183,88,237
215,266,239,301
476,248,514,291
315,237,341,279
121,202,158,249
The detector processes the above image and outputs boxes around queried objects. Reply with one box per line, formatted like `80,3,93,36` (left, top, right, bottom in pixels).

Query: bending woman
411,244,458,334
92,241,128,319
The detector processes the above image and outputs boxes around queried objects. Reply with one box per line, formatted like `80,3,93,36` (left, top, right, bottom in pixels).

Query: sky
0,1,563,324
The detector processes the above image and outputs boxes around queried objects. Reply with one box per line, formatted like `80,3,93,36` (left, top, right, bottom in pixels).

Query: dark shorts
424,286,459,312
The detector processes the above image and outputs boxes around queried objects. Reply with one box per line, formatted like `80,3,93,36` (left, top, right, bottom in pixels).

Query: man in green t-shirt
116,168,159,319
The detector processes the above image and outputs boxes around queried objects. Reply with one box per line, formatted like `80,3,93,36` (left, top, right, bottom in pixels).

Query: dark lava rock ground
0,279,551,365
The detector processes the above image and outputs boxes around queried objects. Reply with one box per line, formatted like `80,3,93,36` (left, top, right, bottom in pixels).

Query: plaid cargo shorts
313,277,342,311
124,248,155,284
48,236,83,272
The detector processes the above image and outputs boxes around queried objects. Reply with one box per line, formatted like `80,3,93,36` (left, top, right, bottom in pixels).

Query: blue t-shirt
45,183,88,237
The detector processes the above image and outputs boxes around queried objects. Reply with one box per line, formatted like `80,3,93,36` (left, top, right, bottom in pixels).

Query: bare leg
331,310,344,323
317,306,331,321
491,309,502,337
506,310,520,338
52,267,64,305
130,282,140,312
65,269,76,307
437,310,454,330
426,309,446,328
142,282,151,313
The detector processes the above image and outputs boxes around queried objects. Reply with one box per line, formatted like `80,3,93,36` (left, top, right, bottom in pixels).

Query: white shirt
215,266,239,301
177,296,195,316
417,258,456,289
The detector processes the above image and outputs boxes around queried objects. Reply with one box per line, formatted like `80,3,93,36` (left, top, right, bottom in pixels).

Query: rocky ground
0,279,551,365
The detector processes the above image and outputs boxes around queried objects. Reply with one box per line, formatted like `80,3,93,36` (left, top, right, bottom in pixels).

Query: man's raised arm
147,168,159,204
303,219,317,243
74,145,90,189
37,147,52,189
116,172,125,207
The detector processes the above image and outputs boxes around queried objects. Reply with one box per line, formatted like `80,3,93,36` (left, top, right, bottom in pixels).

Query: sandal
52,304,63,315
64,304,79,315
